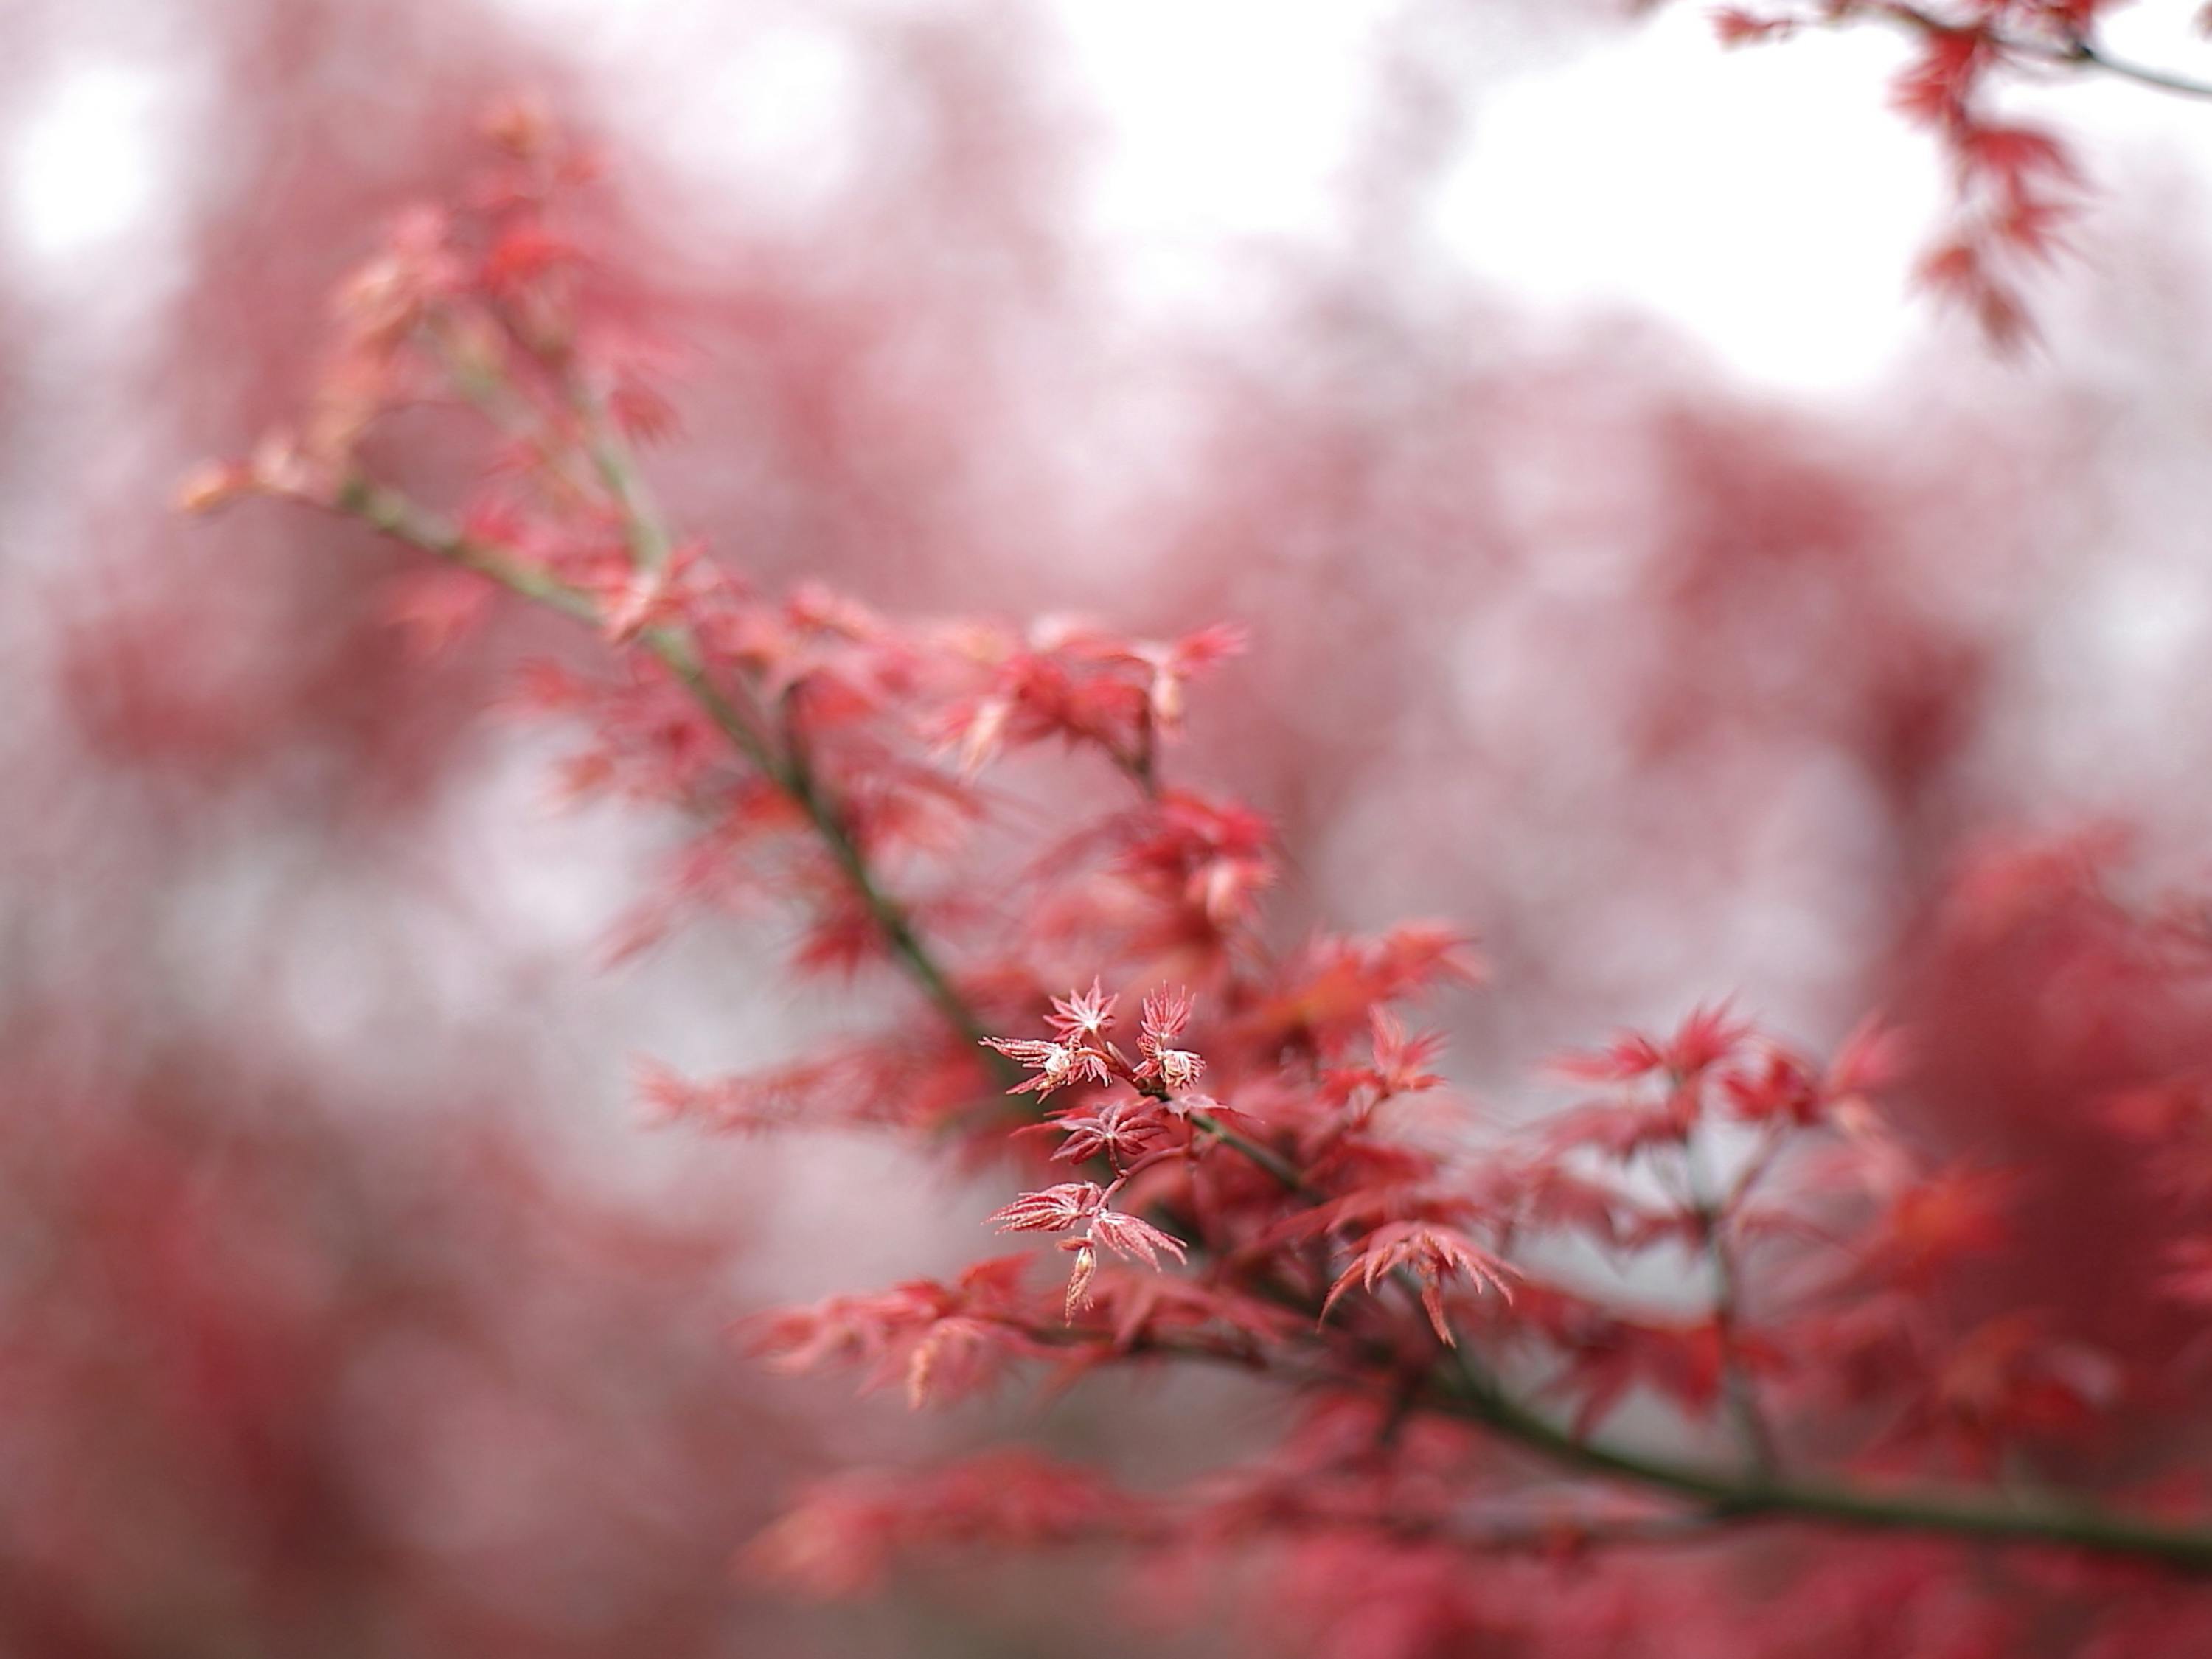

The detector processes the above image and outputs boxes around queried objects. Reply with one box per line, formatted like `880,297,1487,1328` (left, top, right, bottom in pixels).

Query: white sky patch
1045,0,1392,251
465,0,2212,397
652,22,866,222
18,1,2212,400
1437,9,1943,394
6,59,173,269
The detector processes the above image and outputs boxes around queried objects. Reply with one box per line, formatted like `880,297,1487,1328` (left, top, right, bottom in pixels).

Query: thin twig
1861,4,2212,102
1438,1361,2212,1570
2066,36,2212,102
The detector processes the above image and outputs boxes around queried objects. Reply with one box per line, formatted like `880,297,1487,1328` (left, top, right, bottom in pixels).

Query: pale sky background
15,1,2212,394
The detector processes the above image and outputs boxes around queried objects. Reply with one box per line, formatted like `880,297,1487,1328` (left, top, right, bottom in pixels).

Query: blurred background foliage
10,0,2212,1652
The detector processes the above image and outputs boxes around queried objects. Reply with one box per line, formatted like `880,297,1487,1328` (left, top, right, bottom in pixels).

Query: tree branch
1686,1127,1783,1478
325,467,2212,1577
1862,3,2212,102
1438,1356,2212,1571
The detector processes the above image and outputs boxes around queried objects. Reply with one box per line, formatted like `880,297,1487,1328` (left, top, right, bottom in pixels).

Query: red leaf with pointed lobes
1891,27,1990,129
986,1180,1189,1317
1088,1207,1190,1270
981,1035,1113,1097
1048,1096,1172,1165
1548,1032,1668,1084
1959,125,2079,195
987,1182,1105,1235
1723,1050,1824,1127
1046,978,1119,1043
1322,1222,1517,1346
1135,986,1206,1093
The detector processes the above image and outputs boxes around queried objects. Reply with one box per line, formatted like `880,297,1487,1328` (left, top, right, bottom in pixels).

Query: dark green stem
1441,1362,2212,1571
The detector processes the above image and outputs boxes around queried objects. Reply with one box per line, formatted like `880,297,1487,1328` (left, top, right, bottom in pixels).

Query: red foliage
1,0,2200,1644
1686,0,2208,343
163,72,2212,1653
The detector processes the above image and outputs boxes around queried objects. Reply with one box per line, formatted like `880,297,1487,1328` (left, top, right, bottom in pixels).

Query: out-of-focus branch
1685,1127,1782,1478
1436,1355,2212,1571
1860,2,2212,101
